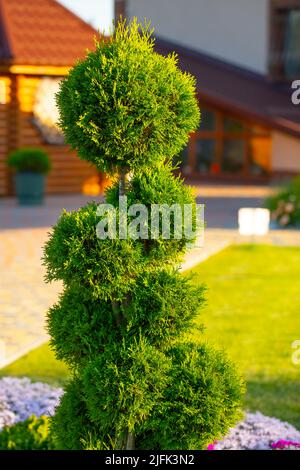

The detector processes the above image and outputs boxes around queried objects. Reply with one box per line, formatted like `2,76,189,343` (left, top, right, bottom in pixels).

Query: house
0,0,103,197
116,0,300,182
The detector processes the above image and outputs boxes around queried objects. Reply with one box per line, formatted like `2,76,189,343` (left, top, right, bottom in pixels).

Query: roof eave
0,0,13,63
197,90,300,139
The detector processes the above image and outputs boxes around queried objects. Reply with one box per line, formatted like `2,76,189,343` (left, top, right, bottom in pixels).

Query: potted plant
7,147,51,205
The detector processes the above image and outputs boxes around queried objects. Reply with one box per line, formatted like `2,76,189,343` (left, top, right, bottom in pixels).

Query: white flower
0,377,63,431
215,412,300,450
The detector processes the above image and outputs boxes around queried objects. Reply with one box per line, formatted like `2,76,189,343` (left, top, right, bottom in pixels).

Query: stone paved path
0,228,62,367
0,188,299,367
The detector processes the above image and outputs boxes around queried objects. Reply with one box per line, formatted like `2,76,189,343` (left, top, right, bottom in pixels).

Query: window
33,77,64,145
195,139,216,173
179,105,271,178
270,2,300,80
284,9,300,77
0,79,7,105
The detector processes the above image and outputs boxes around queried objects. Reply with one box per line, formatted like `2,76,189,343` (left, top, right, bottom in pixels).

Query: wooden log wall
0,74,99,196
17,75,99,194
0,76,10,195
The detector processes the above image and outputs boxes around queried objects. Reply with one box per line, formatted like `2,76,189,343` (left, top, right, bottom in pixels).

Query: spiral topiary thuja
44,20,244,450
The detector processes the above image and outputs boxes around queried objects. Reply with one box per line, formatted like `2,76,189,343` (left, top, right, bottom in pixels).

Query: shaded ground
0,195,94,230
200,196,264,229
0,186,270,230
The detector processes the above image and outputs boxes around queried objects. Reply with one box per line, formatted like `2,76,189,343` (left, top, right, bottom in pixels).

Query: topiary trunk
43,19,244,450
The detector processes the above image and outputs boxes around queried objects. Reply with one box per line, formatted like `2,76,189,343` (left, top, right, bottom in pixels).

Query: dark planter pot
14,172,46,206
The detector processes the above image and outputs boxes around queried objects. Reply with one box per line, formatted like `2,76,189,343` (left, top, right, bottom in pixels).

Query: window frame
181,103,271,180
269,0,300,81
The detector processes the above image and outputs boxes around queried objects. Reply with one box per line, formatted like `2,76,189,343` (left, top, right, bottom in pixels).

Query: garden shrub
105,162,198,262
57,22,199,173
266,175,300,227
7,147,51,174
44,19,244,450
0,416,55,450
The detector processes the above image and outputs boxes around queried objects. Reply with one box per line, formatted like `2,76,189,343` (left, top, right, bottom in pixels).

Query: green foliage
83,338,171,448
266,176,300,227
47,270,205,368
7,147,51,174
47,285,118,367
0,416,55,450
43,202,143,301
124,269,206,345
46,18,244,450
56,20,199,173
51,378,100,450
139,342,245,450
106,162,198,262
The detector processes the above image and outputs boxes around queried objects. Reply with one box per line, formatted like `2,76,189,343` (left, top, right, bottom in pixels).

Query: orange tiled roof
0,0,98,66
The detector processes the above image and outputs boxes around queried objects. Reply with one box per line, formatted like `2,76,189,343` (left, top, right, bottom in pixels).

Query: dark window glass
284,9,300,78
224,116,244,133
195,139,216,173
222,140,245,173
174,145,191,174
199,108,216,131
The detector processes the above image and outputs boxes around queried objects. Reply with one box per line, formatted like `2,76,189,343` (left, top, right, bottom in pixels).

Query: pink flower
207,442,216,450
271,440,300,450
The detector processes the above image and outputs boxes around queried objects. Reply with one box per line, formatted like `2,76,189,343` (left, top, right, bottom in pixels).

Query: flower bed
213,412,300,450
0,377,63,431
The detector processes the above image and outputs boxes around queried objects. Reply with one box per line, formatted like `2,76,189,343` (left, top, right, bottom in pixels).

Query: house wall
272,130,300,173
3,74,98,195
126,0,270,74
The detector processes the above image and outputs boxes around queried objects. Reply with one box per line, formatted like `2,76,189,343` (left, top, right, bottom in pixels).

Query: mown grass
0,343,69,387
189,244,300,429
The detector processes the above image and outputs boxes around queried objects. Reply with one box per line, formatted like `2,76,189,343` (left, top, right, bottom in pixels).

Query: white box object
238,208,270,236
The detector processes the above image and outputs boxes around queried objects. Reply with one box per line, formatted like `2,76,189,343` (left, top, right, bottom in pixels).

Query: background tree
44,20,244,450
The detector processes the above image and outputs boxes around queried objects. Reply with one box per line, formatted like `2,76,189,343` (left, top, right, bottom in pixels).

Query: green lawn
0,343,69,387
1,244,300,428
189,244,300,429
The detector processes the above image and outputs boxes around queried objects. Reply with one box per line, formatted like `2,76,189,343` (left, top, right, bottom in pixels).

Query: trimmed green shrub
47,285,119,367
0,416,55,450
43,202,143,301
56,20,199,174
83,338,172,449
7,147,51,174
266,175,300,227
105,162,198,262
45,19,244,450
138,342,244,450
